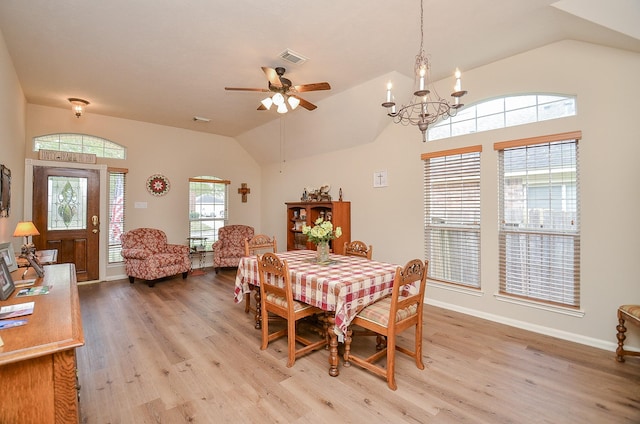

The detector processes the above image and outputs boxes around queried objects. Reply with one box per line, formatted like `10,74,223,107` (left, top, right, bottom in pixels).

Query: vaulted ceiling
0,0,638,164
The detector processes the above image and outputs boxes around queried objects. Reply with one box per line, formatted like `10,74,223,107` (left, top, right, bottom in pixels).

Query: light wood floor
76,269,640,423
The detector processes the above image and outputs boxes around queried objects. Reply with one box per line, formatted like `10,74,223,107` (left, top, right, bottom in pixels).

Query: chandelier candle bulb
454,68,462,92
419,67,426,91
386,82,392,103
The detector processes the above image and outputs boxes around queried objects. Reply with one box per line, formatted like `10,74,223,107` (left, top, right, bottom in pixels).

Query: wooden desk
234,250,398,376
0,263,84,423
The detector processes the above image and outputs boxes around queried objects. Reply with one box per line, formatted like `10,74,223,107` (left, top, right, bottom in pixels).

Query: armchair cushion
212,225,254,272
120,228,190,286
120,248,150,260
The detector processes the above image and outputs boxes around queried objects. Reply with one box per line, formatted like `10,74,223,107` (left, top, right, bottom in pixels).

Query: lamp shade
287,96,300,110
276,103,288,114
13,221,40,237
272,92,285,106
261,97,273,110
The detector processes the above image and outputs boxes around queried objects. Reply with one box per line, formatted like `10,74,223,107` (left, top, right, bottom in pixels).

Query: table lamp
13,221,40,255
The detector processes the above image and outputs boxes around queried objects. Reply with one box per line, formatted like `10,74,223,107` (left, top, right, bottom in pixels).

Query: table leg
328,316,340,377
253,288,262,330
343,326,352,367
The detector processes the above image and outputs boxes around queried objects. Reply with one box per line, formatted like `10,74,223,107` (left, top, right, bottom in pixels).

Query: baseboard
425,298,628,353
105,273,128,282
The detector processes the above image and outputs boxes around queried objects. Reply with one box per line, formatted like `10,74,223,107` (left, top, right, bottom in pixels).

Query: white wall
0,28,26,247
259,40,640,351
25,104,262,279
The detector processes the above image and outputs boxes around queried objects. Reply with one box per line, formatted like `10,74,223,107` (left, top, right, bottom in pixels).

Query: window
34,133,126,159
108,169,127,263
189,176,229,250
495,131,581,307
428,94,576,141
422,146,482,288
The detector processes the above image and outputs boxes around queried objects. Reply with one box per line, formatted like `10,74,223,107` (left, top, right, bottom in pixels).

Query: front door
32,166,100,282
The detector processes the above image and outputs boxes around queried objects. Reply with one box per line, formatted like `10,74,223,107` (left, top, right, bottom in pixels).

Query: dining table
234,249,399,376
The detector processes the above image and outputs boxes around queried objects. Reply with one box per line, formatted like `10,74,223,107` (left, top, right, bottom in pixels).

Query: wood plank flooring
76,270,640,423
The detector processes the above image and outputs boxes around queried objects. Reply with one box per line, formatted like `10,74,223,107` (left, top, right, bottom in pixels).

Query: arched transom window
428,94,576,141
33,133,126,159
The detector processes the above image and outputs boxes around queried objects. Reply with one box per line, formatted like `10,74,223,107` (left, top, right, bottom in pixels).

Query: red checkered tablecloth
234,250,399,337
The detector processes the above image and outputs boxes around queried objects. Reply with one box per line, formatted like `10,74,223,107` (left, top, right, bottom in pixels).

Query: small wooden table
187,238,208,275
16,249,58,267
234,250,398,376
0,263,84,423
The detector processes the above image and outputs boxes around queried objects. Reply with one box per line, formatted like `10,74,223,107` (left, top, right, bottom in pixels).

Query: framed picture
0,256,15,300
0,164,10,217
0,242,17,272
25,252,44,278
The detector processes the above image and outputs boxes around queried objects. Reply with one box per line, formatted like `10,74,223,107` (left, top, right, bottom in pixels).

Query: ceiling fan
225,66,331,113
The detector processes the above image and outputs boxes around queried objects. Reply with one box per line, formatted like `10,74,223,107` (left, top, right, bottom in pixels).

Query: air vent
279,49,308,65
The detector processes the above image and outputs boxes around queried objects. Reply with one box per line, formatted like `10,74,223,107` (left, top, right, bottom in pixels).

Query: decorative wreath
146,174,170,196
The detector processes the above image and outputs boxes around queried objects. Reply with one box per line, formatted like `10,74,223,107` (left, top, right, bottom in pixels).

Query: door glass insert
48,176,88,230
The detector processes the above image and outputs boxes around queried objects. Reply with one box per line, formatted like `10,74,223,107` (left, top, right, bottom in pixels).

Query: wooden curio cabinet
286,201,351,254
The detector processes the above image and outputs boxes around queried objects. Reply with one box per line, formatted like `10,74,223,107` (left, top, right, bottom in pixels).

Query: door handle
92,229,98,234
92,215,99,226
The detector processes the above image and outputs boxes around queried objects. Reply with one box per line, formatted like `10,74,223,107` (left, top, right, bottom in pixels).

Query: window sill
494,293,585,317
428,280,484,297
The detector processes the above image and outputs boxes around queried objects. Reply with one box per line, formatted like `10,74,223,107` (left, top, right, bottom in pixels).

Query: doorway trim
24,158,108,282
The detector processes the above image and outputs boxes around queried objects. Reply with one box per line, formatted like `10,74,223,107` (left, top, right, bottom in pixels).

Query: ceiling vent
279,49,308,65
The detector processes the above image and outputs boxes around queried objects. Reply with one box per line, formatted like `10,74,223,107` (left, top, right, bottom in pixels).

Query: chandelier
382,0,467,142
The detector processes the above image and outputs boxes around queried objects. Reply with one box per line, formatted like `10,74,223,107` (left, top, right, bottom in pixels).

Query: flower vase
316,241,330,263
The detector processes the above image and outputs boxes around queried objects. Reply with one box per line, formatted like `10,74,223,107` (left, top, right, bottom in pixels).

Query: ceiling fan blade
225,87,270,92
261,67,282,88
294,96,317,111
294,82,331,92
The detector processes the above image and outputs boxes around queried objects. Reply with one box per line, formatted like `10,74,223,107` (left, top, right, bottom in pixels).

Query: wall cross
238,183,251,203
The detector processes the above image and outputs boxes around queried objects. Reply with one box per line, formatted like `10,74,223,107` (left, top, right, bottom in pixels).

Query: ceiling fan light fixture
225,66,329,113
272,92,285,106
276,102,288,114
287,96,300,110
261,97,273,110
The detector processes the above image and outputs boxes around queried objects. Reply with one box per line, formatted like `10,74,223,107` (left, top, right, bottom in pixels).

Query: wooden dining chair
257,252,327,367
343,240,373,260
616,305,640,362
344,259,428,390
244,235,277,313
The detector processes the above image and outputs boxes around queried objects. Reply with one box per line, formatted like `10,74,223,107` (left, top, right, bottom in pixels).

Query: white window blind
108,168,127,263
189,177,230,249
495,131,581,307
423,146,482,288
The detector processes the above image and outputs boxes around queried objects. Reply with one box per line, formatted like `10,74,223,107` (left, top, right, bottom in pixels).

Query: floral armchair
212,225,254,273
120,228,190,287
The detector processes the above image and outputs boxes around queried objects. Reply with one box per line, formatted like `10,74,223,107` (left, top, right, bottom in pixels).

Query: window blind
189,177,229,248
495,132,581,307
423,146,482,288
108,168,127,264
